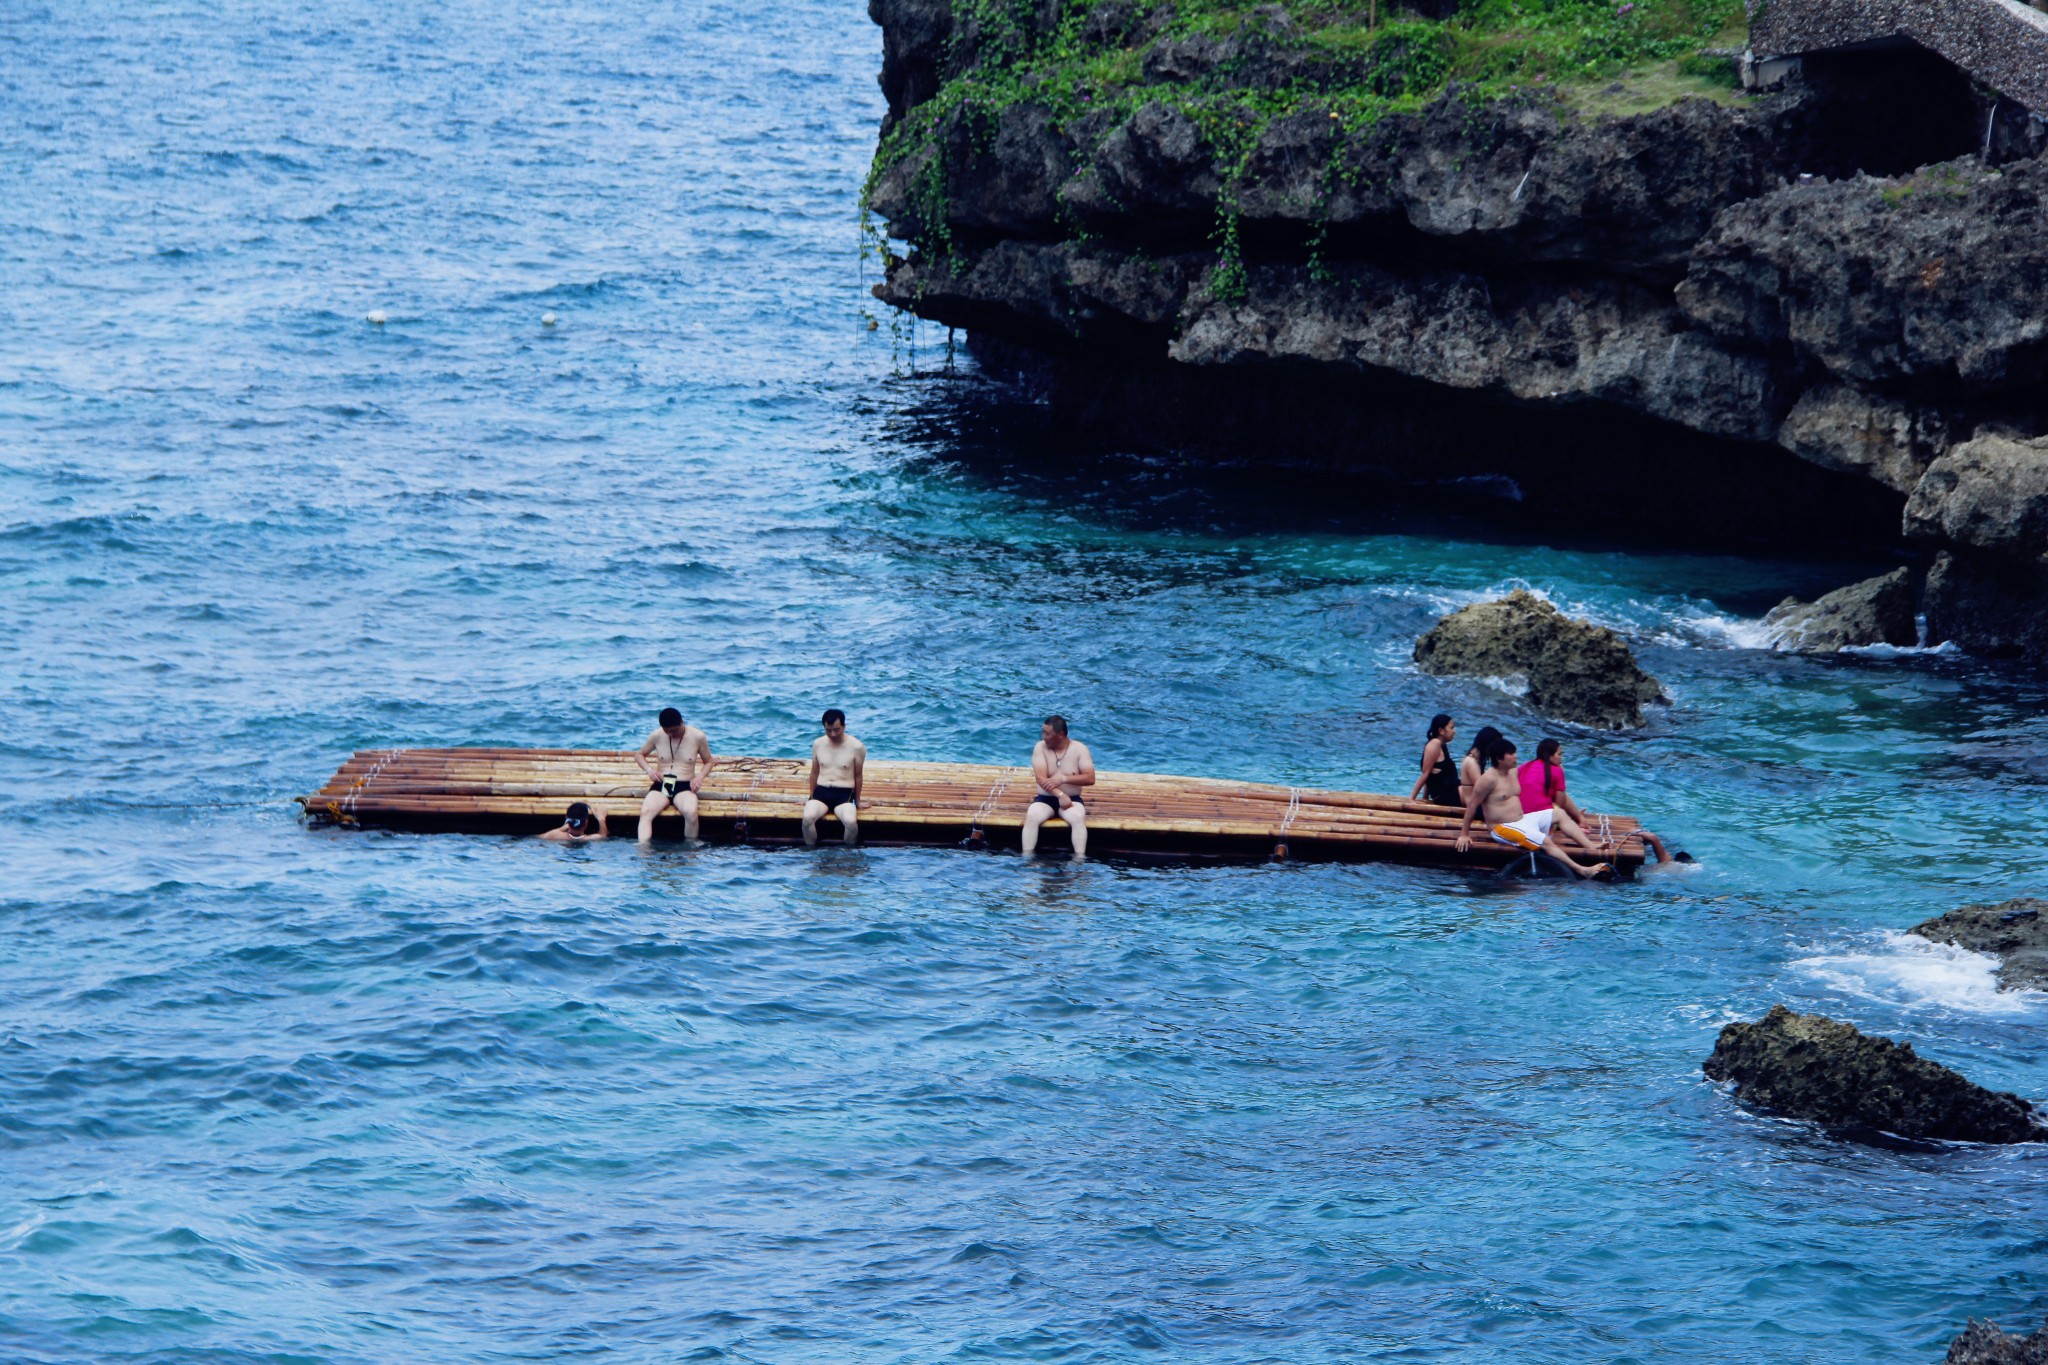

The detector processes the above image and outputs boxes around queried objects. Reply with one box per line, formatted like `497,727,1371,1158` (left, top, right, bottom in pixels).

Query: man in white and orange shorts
1453,738,1612,880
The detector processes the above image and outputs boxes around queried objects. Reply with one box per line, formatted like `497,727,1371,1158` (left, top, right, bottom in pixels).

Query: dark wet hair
822,708,846,727
1534,738,1562,796
1044,714,1068,737
1674,851,1696,863
565,801,592,829
1427,713,1453,742
658,706,682,728
1484,737,1517,769
1466,726,1502,760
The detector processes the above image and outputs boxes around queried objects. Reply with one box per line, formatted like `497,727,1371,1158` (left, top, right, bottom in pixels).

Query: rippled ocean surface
5,3,2048,1361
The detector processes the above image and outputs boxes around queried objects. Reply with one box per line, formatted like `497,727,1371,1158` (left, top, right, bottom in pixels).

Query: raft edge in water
300,748,1647,872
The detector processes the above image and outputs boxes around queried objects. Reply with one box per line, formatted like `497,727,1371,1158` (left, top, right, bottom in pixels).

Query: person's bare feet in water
1543,836,1611,879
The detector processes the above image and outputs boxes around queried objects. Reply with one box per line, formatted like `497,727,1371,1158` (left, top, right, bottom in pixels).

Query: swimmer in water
1455,738,1612,879
1639,829,1694,867
802,708,866,847
539,802,607,842
1022,714,1095,857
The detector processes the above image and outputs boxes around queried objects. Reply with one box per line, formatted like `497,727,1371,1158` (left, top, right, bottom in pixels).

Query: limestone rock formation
1911,898,2048,991
1761,566,1921,651
1948,1319,2048,1364
1679,160,2048,393
1412,590,1665,729
866,0,2048,663
1702,1005,2042,1143
1906,432,2048,563
1905,432,2048,657
1924,550,2048,660
1775,383,1956,494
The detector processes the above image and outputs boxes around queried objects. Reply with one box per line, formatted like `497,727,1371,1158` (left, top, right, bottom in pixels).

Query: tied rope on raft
334,748,407,825
964,766,1015,848
731,759,769,841
1272,786,1302,861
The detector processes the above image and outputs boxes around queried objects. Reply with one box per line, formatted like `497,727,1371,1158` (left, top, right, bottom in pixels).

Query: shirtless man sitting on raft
636,706,717,842
1023,714,1095,857
1454,737,1612,879
803,708,866,847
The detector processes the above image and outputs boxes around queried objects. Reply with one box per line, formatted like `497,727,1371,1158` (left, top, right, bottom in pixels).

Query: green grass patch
867,0,1750,294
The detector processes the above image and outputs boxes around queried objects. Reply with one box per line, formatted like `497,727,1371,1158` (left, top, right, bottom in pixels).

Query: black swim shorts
651,776,694,797
811,785,856,808
1033,792,1081,811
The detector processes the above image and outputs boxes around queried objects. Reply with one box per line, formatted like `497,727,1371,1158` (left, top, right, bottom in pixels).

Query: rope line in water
73,800,284,811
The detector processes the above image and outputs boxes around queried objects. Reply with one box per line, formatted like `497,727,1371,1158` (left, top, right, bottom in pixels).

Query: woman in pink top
1520,738,1610,859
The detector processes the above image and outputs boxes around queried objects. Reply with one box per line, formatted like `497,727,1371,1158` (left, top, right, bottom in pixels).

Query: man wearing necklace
1022,714,1095,857
635,706,717,842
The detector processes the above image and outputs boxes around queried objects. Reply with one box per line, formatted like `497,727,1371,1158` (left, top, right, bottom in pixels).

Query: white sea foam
1388,578,1943,661
1659,610,1968,657
1471,672,1531,698
1840,640,1960,658
0,1211,45,1247
1399,577,1549,618
1662,610,1789,651
1404,579,1627,628
1663,605,1966,657
1790,930,2048,1018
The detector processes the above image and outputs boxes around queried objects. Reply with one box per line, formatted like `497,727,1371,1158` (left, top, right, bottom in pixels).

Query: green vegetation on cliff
868,0,1746,290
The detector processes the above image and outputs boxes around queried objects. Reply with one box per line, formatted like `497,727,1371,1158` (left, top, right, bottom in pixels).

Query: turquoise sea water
4,2,2048,1361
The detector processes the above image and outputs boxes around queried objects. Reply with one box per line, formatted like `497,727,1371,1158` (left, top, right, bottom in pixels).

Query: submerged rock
1761,566,1921,652
1911,897,2048,991
1947,1319,2048,1364
1413,590,1664,729
1703,1005,2041,1144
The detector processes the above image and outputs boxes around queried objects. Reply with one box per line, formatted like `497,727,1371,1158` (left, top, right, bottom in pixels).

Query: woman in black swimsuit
1409,713,1463,806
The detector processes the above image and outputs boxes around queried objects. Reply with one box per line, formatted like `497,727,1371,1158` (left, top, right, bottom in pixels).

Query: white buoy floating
541,311,557,327
367,309,387,325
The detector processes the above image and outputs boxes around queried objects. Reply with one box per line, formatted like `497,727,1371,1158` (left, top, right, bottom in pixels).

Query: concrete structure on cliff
1747,0,2048,113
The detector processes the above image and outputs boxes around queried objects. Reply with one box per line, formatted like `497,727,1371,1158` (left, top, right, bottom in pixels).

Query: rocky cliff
865,0,2048,661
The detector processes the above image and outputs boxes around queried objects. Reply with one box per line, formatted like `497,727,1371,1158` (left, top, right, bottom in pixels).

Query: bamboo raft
300,749,1648,873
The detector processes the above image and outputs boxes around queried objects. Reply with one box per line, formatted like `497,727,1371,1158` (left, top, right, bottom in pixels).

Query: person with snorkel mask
539,802,608,842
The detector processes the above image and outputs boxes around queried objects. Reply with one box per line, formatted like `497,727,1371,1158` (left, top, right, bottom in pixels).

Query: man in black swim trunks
802,708,866,847
636,707,716,842
1022,714,1095,857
